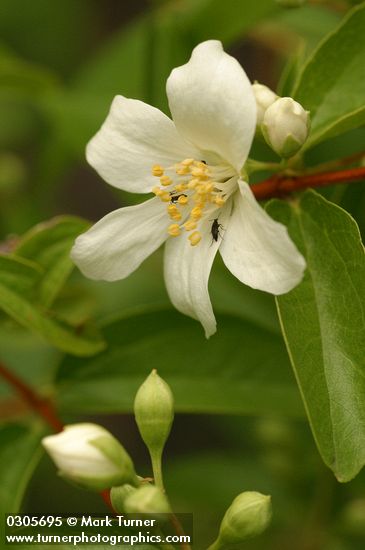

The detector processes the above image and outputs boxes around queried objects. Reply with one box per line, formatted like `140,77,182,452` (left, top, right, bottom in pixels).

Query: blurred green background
1,1,365,549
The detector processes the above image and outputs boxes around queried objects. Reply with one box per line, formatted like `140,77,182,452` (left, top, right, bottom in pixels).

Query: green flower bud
134,370,174,458
42,423,138,491
262,97,310,158
210,492,272,549
123,485,171,515
252,82,278,126
111,484,138,513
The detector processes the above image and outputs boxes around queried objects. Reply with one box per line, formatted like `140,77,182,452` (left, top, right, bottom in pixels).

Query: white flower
42,423,137,490
71,40,305,338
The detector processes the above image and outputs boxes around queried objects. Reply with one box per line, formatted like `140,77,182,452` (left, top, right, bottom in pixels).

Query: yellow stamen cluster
168,224,181,237
188,231,202,246
151,159,226,246
152,164,164,177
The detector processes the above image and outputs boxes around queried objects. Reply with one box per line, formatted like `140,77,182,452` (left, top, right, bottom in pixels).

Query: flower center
151,159,228,246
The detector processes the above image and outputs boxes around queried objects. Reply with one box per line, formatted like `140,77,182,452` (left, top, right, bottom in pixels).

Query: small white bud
252,83,278,126
262,97,310,158
42,423,138,491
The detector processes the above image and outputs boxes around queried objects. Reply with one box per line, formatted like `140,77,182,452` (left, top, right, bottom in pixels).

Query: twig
252,166,365,200
169,513,192,550
0,361,63,432
0,361,115,513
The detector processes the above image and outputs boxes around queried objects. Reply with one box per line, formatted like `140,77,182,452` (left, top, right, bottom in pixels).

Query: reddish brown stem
252,166,365,200
0,361,63,432
0,361,115,513
169,513,192,550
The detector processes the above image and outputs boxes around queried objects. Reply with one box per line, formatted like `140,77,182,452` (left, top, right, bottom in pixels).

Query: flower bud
42,423,138,491
134,370,174,458
123,485,171,515
262,97,310,158
111,484,137,513
212,492,272,548
252,83,278,126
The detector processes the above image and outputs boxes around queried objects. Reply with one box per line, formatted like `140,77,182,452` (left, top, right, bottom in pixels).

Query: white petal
87,95,200,193
166,40,256,172
71,198,168,281
42,424,120,477
163,203,232,338
220,181,306,294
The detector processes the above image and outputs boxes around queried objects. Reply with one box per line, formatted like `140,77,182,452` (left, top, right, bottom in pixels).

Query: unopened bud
110,484,137,513
123,485,171,515
134,370,174,458
42,423,138,491
262,97,310,158
211,492,272,548
252,83,278,126
275,0,306,7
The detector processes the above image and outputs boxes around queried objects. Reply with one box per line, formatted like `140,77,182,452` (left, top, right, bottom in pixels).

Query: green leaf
15,216,89,307
0,47,58,96
0,281,104,356
185,0,278,43
277,46,306,98
293,2,365,148
0,0,99,77
274,4,341,56
55,309,302,417
0,254,41,295
0,218,104,357
0,423,44,519
267,190,365,482
0,326,58,400
74,16,151,100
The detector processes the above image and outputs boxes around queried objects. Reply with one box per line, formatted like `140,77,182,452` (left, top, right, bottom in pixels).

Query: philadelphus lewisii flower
42,423,138,491
71,40,306,337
